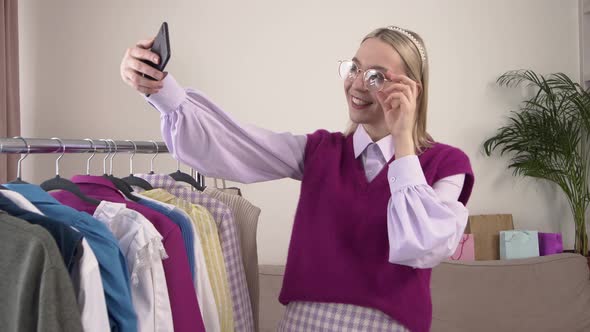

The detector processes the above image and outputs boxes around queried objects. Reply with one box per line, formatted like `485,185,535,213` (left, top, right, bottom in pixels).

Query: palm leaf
485,70,590,255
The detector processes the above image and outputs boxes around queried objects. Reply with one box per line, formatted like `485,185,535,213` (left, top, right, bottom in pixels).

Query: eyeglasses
338,60,392,92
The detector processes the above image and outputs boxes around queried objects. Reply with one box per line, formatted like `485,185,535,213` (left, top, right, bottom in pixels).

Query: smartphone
143,22,170,81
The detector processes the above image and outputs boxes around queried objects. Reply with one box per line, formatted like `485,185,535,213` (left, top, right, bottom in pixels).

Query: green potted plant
483,70,589,260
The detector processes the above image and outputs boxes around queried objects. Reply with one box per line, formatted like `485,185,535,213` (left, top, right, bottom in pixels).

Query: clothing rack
0,137,168,154
0,137,206,186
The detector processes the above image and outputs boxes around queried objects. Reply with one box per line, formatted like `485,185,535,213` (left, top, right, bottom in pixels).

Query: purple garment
134,173,254,332
50,175,205,332
538,232,564,256
279,130,474,332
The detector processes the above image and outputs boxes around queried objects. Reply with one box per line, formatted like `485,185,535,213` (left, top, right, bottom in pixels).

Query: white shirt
93,201,174,332
0,189,110,332
71,239,111,332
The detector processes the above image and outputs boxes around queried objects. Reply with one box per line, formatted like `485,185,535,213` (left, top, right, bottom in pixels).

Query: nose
351,71,367,91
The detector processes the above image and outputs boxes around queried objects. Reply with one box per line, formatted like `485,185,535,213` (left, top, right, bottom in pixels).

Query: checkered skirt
277,301,409,332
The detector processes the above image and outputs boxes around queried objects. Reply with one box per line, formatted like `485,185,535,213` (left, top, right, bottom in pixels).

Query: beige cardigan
204,187,262,331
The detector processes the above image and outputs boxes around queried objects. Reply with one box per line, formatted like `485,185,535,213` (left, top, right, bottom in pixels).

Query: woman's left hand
376,72,421,141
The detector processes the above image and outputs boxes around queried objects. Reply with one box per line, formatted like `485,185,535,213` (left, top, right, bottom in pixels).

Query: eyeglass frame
337,60,393,92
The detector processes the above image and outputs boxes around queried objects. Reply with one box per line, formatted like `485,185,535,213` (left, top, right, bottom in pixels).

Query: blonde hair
344,27,434,153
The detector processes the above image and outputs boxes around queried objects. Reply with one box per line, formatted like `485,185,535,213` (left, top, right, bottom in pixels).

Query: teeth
352,96,371,106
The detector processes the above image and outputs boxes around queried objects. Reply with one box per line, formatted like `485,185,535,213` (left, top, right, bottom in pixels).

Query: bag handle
451,234,469,260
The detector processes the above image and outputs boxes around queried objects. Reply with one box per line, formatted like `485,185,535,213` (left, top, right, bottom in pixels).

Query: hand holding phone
120,22,171,95
142,22,170,81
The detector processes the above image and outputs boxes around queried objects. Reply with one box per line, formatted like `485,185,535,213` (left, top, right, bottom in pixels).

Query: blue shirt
5,184,138,332
136,197,197,279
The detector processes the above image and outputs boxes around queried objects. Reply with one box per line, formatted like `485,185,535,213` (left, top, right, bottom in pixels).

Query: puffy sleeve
146,74,306,183
386,154,473,269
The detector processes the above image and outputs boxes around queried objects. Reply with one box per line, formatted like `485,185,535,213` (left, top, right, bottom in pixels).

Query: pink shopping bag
450,234,475,261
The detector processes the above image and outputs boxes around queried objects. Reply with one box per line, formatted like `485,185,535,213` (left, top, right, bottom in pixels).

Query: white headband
386,26,426,63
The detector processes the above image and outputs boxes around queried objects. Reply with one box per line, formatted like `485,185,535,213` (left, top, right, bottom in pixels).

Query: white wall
18,0,581,265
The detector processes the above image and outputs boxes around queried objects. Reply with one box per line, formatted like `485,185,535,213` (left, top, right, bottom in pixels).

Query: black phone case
143,22,170,80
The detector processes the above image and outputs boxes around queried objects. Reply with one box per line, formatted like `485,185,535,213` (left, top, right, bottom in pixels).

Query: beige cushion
259,254,590,331
431,253,590,332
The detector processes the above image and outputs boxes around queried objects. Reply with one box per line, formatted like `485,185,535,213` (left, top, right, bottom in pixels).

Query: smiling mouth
351,95,373,108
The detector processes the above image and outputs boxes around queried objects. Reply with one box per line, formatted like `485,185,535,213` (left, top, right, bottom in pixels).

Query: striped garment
278,302,409,332
140,189,235,332
135,174,255,332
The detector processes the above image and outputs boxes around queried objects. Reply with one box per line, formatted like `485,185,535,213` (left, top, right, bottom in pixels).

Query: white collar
352,124,395,161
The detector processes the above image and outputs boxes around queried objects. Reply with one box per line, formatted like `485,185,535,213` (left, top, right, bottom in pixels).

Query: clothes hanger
101,139,140,202
149,140,158,174
100,139,112,176
8,136,31,184
169,159,205,191
83,138,96,176
121,140,153,190
194,169,207,189
146,139,204,190
199,175,206,189
40,137,101,205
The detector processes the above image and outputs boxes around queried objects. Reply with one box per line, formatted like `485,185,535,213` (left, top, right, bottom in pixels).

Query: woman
120,25,474,332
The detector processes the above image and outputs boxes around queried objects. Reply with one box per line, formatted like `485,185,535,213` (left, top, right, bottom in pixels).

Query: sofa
258,253,590,331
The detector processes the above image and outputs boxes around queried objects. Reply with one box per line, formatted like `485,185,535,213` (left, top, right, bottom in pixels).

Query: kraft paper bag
465,214,514,260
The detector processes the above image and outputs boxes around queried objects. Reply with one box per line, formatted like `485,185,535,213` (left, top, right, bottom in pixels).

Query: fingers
385,71,414,86
127,57,165,81
129,81,158,95
382,83,412,101
385,72,419,97
123,68,164,94
127,46,160,65
389,98,401,110
120,38,165,94
384,92,410,109
377,91,408,113
136,37,155,49
123,73,158,95
379,82,413,113
376,91,390,111
124,68,164,89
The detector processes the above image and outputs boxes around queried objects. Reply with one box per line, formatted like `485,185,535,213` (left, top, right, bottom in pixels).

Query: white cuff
145,74,187,114
388,155,427,193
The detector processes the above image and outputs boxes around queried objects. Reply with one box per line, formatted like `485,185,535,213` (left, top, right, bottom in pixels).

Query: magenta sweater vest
278,130,474,332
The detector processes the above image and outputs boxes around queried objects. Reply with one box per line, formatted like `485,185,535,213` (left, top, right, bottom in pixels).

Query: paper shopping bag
537,232,564,256
465,214,514,260
450,234,475,261
500,230,540,260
